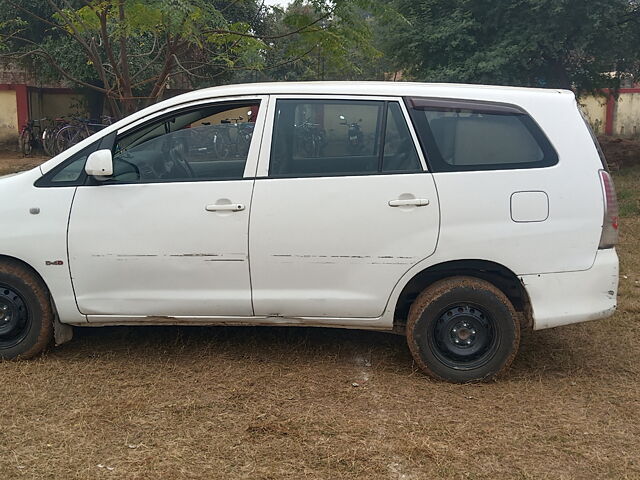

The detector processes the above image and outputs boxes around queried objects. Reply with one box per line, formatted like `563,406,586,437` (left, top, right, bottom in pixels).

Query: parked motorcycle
339,115,364,153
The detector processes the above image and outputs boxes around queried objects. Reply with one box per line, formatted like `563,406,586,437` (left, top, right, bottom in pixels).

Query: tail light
599,170,619,249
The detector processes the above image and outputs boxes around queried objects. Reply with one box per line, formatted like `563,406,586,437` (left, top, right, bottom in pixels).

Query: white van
0,82,619,382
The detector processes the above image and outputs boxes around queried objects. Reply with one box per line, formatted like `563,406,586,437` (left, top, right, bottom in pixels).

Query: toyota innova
0,82,619,382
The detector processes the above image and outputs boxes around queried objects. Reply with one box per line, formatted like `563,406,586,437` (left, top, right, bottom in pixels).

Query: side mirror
85,149,113,177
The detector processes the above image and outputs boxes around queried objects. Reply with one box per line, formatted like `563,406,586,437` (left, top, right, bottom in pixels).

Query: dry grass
1,152,639,479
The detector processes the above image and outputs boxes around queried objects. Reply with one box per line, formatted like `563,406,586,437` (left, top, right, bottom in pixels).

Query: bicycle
212,117,254,160
41,117,68,157
54,116,114,155
19,118,47,156
294,119,327,157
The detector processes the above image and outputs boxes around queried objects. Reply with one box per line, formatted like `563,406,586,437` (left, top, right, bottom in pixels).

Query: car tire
0,261,53,360
406,276,520,383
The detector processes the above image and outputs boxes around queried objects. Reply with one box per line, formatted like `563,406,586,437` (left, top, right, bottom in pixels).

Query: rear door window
270,99,422,177
405,97,558,172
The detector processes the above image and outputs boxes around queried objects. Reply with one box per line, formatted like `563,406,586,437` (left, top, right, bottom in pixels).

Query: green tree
233,0,391,83
385,0,640,91
0,0,382,117
1,0,267,116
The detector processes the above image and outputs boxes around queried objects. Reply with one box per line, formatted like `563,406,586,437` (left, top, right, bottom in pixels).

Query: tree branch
148,36,179,101
117,0,134,113
203,10,332,41
97,5,123,84
129,42,166,82
1,47,109,94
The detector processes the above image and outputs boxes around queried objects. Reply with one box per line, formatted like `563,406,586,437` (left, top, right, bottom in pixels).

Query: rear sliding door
249,96,441,318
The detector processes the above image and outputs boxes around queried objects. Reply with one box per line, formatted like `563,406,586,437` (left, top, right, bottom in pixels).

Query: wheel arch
393,259,533,334
0,255,50,290
0,254,73,346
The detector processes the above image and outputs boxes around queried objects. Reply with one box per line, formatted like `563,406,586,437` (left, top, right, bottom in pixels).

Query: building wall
0,90,18,148
579,95,607,135
0,86,89,150
612,92,640,137
581,90,640,138
0,64,36,85
29,90,87,120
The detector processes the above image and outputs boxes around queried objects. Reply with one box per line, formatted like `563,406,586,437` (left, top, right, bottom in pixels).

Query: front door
249,97,440,318
68,97,266,317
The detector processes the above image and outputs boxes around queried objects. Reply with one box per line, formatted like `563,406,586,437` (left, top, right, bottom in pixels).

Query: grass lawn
0,151,638,479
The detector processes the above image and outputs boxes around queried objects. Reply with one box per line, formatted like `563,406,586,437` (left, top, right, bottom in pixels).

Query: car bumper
521,248,619,330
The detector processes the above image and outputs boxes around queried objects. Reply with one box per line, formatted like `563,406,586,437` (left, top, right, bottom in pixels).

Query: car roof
167,81,574,105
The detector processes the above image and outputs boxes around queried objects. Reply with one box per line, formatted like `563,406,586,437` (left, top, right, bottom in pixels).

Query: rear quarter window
405,97,558,172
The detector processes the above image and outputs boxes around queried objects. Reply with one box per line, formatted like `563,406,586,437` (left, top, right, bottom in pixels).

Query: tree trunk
117,0,136,116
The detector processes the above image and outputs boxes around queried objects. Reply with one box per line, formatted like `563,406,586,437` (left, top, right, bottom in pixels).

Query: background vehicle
294,117,327,157
339,115,363,153
0,82,619,383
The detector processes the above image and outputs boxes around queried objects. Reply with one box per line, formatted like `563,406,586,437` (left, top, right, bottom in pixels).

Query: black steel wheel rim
429,303,499,370
0,285,30,349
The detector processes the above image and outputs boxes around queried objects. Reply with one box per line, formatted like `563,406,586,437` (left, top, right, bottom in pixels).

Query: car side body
0,82,619,382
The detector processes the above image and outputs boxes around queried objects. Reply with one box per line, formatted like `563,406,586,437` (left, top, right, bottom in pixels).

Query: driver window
110,101,260,183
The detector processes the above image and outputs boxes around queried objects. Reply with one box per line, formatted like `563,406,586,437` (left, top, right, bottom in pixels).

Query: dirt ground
598,136,640,170
1,147,639,479
0,152,48,176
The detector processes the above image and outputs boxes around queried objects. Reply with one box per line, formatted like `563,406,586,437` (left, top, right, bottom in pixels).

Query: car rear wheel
0,262,53,360
406,276,520,383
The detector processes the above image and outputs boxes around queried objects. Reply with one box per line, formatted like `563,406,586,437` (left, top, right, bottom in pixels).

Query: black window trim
404,96,559,173
376,102,389,172
268,98,424,179
34,139,103,188
407,97,528,116
578,106,609,171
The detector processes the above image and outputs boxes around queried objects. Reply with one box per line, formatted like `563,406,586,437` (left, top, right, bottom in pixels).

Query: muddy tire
407,276,520,383
0,261,53,360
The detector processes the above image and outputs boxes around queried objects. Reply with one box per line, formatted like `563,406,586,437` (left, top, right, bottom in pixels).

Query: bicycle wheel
19,129,32,156
55,125,87,154
237,128,253,157
54,126,74,154
213,131,231,159
42,128,56,156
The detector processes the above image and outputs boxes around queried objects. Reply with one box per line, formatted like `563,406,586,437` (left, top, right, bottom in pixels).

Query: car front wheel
0,261,53,360
406,276,520,383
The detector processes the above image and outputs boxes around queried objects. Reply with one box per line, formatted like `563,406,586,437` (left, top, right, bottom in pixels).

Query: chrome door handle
388,198,430,207
205,204,245,212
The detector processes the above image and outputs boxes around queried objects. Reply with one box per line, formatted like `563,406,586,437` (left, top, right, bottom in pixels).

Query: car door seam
65,186,87,321
246,95,270,316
